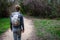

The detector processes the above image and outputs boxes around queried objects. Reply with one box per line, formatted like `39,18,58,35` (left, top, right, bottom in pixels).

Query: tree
19,0,60,18
0,0,12,18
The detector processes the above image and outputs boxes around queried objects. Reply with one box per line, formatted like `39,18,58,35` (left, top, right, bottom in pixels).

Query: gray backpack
11,13,20,26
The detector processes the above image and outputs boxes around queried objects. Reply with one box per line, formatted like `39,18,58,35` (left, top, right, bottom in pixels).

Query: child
10,5,24,40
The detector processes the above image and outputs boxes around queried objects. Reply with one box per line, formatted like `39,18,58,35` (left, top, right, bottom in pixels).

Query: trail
0,17,36,40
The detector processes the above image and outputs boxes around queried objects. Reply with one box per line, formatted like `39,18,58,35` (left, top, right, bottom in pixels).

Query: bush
19,0,60,18
0,0,12,18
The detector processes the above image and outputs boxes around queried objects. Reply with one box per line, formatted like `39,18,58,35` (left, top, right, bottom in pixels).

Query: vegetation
0,0,13,18
0,18,10,35
34,19,60,40
19,0,60,18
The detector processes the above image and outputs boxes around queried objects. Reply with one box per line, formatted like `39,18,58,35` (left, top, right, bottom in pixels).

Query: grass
0,18,10,35
34,19,60,38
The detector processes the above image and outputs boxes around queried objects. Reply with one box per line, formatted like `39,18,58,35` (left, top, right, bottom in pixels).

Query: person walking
10,5,24,40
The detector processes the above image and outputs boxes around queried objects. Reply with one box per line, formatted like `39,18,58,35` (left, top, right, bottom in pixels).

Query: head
15,5,20,11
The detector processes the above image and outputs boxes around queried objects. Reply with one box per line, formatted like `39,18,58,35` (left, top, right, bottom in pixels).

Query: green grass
0,18,10,35
34,19,60,37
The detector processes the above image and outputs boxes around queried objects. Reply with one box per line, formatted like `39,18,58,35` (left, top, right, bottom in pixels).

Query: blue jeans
13,27,21,40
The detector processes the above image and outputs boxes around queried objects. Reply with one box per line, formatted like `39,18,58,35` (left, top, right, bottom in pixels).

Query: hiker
10,5,24,40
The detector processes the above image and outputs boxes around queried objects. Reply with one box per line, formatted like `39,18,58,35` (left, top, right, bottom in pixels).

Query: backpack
11,13,20,26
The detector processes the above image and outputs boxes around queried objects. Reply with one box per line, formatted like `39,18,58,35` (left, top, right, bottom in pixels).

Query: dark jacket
10,12,24,31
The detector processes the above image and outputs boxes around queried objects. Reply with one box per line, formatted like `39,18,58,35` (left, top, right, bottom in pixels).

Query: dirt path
0,17,36,40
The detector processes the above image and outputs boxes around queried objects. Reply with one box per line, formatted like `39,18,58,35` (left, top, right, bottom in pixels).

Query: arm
21,15,24,31
10,16,12,30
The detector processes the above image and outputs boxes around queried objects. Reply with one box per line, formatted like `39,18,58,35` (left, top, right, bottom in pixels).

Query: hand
21,30,24,33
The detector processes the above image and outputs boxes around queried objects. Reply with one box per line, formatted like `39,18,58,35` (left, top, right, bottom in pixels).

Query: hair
15,5,20,11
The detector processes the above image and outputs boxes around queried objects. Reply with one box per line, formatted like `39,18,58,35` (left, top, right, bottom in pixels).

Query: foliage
19,3,26,14
19,0,60,18
0,0,12,18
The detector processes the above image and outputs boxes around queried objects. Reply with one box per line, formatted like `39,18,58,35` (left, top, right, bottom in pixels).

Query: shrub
0,0,12,18
19,0,60,18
